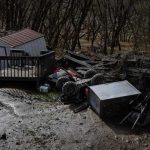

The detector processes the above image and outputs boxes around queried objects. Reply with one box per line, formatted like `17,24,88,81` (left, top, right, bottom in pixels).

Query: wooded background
0,0,149,54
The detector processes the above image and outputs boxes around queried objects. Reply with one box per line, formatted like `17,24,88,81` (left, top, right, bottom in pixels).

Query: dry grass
79,39,134,52
55,37,148,58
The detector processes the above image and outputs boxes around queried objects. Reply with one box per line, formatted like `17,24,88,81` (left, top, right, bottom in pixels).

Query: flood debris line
0,88,32,100
0,88,59,103
46,50,150,129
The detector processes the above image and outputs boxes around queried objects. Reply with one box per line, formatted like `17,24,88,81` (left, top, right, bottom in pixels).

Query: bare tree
0,0,148,54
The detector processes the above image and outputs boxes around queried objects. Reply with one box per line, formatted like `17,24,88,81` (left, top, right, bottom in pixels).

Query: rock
134,137,140,145
60,140,66,144
75,140,80,143
26,101,32,105
121,137,124,141
79,122,83,125
16,141,21,145
54,137,58,141
143,134,148,140
120,145,127,150
86,142,92,148
55,118,59,121
1,133,7,140
125,139,129,143
134,137,139,142
83,116,86,119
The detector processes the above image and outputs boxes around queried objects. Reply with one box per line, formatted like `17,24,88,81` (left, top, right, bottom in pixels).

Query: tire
91,73,104,85
62,81,78,97
84,69,97,79
56,76,70,91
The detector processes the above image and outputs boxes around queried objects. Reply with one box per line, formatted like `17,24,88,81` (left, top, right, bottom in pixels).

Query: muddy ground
0,88,150,150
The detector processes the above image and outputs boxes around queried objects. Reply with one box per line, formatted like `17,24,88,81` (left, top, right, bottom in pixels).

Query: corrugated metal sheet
0,28,44,47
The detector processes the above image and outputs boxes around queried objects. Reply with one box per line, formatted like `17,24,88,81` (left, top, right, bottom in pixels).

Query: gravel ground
0,89,150,150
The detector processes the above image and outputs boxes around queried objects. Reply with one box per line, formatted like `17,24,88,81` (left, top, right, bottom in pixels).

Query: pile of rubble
57,50,150,91
46,50,150,129
124,51,150,92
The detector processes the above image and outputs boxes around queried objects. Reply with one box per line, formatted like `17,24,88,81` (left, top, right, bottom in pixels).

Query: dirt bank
0,89,150,150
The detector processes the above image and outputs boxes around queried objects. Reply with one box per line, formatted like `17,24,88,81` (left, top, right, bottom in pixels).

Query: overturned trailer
88,80,141,118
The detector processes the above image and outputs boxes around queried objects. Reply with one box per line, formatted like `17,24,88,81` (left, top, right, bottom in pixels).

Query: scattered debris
39,84,51,93
120,92,150,129
2,49,150,129
48,68,80,91
47,50,150,127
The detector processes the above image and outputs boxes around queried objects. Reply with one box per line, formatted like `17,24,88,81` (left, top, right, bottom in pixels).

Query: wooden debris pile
61,50,150,92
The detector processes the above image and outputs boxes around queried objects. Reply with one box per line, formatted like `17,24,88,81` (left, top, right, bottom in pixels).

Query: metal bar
25,57,27,78
120,112,133,125
10,57,12,77
6,59,8,77
0,60,1,77
37,58,40,78
21,58,22,77
0,51,55,59
4,58,5,77
18,58,19,77
28,57,29,77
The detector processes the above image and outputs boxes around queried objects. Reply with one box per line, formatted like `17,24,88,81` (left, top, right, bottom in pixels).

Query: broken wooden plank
64,55,92,68
66,50,91,61
76,67,89,71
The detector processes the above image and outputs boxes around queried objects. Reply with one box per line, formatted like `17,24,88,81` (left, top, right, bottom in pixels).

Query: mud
0,89,150,150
